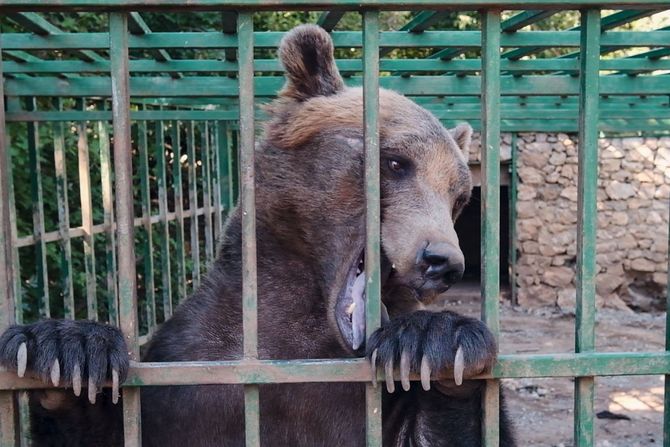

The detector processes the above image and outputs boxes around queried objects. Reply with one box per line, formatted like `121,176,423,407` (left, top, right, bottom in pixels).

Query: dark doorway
454,186,510,285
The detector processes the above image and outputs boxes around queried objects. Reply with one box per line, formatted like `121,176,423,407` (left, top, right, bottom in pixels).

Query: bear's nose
420,242,465,286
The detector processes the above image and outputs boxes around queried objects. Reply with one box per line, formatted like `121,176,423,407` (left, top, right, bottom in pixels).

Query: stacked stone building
467,133,669,311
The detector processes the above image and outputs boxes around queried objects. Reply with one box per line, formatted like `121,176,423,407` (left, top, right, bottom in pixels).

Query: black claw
365,311,496,392
0,319,130,406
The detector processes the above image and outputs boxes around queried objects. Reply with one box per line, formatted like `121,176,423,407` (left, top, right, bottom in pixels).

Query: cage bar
574,9,601,447
138,109,157,330
171,119,187,307
481,9,502,447
77,99,98,321
237,11,261,447
186,121,202,290
155,119,173,321
362,10,383,447
109,11,142,444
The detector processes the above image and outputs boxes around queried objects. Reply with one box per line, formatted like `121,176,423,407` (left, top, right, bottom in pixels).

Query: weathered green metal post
575,9,600,447
110,11,142,444
0,34,19,447
237,12,260,447
481,9,502,447
363,9,383,447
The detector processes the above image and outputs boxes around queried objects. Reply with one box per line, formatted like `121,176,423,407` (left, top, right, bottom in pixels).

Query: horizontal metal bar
5,109,238,121
6,105,669,122
14,205,216,247
5,57,670,74
0,0,667,11
5,74,669,97
1,351,669,390
2,31,669,50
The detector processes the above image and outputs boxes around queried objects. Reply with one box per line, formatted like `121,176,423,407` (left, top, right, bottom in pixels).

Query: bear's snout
417,241,465,293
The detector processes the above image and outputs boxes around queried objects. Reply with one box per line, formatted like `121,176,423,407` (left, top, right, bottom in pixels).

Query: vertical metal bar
575,9,600,447
5,101,21,326
53,98,75,320
665,185,670,447
238,12,260,447
0,42,19,447
363,10,383,447
508,133,517,306
186,121,201,289
155,119,173,320
212,122,224,240
172,120,187,306
481,9,502,447
77,99,98,321
99,119,118,325
202,122,215,266
110,12,141,445
138,106,156,330
26,98,49,322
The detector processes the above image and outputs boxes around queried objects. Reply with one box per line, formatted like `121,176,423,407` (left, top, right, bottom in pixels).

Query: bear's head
256,25,473,352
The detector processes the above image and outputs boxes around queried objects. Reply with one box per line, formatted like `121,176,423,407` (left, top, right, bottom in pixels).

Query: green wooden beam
7,12,105,62
316,11,345,31
128,12,182,78
0,0,667,10
3,30,669,51
5,74,669,97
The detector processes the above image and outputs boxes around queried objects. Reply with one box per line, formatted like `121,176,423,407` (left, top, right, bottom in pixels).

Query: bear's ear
278,24,345,101
449,123,473,157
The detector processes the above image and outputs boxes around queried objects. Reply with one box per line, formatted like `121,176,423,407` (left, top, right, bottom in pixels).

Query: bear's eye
388,159,403,172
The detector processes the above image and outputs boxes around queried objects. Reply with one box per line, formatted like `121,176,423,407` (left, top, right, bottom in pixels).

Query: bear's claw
0,319,129,406
366,310,496,394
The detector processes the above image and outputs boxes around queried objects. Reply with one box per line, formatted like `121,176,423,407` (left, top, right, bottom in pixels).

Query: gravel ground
438,282,666,447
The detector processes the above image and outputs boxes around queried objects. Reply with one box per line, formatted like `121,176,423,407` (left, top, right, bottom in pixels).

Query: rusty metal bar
362,9,383,447
481,9,502,447
0,38,19,447
110,11,142,444
237,11,260,447
77,99,98,321
171,119,187,307
155,119,173,321
186,121,201,290
138,106,156,330
574,9,600,447
202,122,215,266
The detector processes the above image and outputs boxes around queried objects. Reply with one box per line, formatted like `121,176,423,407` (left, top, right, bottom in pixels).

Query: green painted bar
508,133,518,306
6,74,670,98
3,30,670,51
202,122,215,266
110,12,142,444
98,119,119,325
76,99,98,321
0,40,19,446
3,351,670,390
238,12,260,447
25,98,48,322
186,121,201,290
171,120,187,307
137,110,156,330
5,110,238,121
212,122,224,238
316,11,345,31
480,10,502,447
363,10,383,447
0,0,668,9
665,168,670,447
155,119,173,321
574,9,601,447
52,98,75,320
5,103,670,124
5,57,670,75
5,119,21,327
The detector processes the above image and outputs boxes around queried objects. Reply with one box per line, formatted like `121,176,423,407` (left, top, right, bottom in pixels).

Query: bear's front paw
0,319,129,404
366,310,496,393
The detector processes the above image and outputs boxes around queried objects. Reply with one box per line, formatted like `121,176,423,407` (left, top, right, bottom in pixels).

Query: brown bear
0,25,515,446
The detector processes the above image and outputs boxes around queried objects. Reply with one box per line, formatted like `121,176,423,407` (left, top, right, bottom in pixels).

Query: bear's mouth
335,250,392,352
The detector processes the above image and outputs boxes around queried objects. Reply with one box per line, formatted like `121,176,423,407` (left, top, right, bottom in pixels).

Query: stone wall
513,134,670,311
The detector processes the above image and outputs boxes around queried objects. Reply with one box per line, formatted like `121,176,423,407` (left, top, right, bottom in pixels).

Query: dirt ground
440,282,666,447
